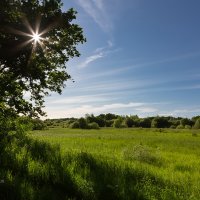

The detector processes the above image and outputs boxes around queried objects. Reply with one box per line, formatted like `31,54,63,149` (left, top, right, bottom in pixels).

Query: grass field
1,128,200,199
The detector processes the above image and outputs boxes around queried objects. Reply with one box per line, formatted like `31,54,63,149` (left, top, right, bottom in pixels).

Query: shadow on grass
0,134,79,200
0,133,175,200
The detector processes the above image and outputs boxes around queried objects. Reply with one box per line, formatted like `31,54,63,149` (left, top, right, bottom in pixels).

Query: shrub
78,118,88,129
15,117,33,135
32,119,46,130
170,125,176,129
193,119,200,129
125,117,134,127
176,125,184,129
113,118,122,128
139,118,151,128
88,122,100,129
151,117,170,128
123,145,162,166
70,121,80,129
121,123,128,128
105,120,114,127
185,125,191,129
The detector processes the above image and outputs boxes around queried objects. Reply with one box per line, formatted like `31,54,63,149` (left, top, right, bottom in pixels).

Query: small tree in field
125,117,134,127
78,118,88,129
113,118,123,128
193,119,200,129
0,0,85,118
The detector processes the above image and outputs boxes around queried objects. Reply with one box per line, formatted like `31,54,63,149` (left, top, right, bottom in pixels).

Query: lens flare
32,33,41,43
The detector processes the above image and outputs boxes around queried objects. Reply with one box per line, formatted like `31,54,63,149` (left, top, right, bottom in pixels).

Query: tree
139,117,152,128
193,119,200,129
78,118,88,129
151,117,170,128
180,118,193,127
0,0,86,117
125,117,134,127
113,117,123,128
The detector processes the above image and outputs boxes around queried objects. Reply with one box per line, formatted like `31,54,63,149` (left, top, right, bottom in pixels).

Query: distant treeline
44,114,200,130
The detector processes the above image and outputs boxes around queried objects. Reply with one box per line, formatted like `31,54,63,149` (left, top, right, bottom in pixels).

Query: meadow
1,128,200,200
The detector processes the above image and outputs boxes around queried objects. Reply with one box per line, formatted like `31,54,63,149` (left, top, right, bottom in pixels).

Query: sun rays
5,16,48,55
32,32,42,43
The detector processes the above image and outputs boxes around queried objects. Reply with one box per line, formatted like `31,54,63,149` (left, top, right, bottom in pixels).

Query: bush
125,117,134,127
105,120,114,127
170,125,176,129
123,145,163,166
88,122,100,129
121,123,128,128
193,119,200,129
15,117,33,134
70,121,80,129
32,119,46,130
113,118,122,128
185,125,191,129
176,125,184,129
151,117,170,128
78,118,88,129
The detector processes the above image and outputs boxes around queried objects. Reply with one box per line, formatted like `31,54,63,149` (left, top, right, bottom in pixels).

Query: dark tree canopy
0,0,86,117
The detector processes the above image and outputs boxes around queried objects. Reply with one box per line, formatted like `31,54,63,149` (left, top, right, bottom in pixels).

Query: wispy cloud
76,50,200,81
132,51,200,69
75,0,112,32
68,78,158,95
78,41,118,68
46,94,115,105
135,107,157,113
78,52,104,68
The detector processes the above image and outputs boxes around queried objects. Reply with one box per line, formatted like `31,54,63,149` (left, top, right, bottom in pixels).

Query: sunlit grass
29,128,200,199
1,128,200,199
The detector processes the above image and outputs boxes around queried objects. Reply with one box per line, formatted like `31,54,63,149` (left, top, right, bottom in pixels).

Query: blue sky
44,0,200,118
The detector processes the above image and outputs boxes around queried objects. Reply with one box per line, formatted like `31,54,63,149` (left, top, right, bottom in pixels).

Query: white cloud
45,101,159,118
74,78,158,93
78,52,104,68
46,94,113,105
78,41,117,68
75,0,113,32
76,50,200,81
135,107,158,113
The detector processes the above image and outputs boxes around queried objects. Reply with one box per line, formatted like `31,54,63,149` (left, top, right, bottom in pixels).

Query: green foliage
124,145,163,166
185,125,191,129
0,0,85,116
29,128,200,200
1,127,200,199
113,118,123,128
88,122,100,129
170,125,176,129
40,114,200,130
78,118,88,129
151,118,158,128
15,116,33,135
32,118,46,130
193,119,200,129
176,124,185,129
139,118,152,128
125,117,134,127
151,117,170,128
69,121,79,129
105,119,114,127
0,103,16,134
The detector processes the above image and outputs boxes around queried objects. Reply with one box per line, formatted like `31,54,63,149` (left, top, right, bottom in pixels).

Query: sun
32,32,42,43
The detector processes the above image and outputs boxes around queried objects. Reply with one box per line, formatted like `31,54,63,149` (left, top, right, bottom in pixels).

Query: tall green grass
1,128,200,199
